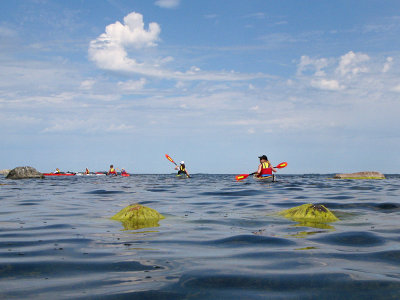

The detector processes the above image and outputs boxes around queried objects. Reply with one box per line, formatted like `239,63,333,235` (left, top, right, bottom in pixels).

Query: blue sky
1,0,399,174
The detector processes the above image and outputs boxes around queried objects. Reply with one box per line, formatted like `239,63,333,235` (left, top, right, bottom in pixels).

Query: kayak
176,174,188,179
43,173,75,176
75,173,105,176
121,173,130,177
253,174,275,182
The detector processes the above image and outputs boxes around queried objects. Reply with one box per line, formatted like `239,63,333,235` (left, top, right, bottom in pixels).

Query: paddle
235,162,288,181
165,154,177,166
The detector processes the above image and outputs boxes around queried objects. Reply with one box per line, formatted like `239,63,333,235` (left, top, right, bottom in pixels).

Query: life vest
178,164,186,174
109,168,116,174
260,161,272,176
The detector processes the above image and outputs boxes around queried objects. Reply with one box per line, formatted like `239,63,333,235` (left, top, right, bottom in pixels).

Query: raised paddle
165,154,177,166
235,162,288,181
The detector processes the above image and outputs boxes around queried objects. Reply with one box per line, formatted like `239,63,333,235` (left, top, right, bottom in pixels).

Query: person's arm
271,166,277,172
256,164,262,175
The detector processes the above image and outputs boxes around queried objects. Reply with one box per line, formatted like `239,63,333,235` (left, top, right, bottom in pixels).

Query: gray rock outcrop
0,169,10,176
333,171,385,179
6,166,44,179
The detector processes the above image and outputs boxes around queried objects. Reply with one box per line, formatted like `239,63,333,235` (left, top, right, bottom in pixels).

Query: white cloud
242,13,265,19
155,0,180,8
42,119,135,133
382,57,393,73
89,12,160,72
0,26,17,37
392,84,400,92
311,79,344,91
89,12,266,82
106,124,135,132
117,78,147,92
80,79,95,90
297,55,329,76
336,51,370,76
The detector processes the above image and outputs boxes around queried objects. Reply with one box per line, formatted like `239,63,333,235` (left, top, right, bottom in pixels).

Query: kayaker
256,155,277,177
107,165,117,175
121,169,127,175
85,168,90,175
175,161,190,178
55,168,61,174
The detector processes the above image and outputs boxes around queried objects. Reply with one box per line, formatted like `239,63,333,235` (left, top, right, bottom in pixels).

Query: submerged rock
333,171,385,179
6,166,44,179
111,204,165,230
279,203,339,223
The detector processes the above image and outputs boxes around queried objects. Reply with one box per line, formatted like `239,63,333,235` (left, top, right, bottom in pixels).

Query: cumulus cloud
297,55,329,76
155,0,180,8
89,12,161,72
296,51,378,91
336,51,370,76
89,12,264,81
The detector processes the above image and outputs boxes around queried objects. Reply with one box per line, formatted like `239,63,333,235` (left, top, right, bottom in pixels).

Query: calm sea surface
1,174,399,299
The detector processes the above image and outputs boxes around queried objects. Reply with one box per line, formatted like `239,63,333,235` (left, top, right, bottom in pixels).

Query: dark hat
258,155,268,160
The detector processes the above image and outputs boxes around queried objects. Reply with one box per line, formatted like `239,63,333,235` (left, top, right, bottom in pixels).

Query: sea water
0,174,399,299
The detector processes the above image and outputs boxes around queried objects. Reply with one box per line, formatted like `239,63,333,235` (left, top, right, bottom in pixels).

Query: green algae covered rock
111,204,165,230
279,204,338,223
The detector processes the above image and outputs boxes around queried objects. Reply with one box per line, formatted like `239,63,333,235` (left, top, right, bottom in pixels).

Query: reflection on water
0,174,400,299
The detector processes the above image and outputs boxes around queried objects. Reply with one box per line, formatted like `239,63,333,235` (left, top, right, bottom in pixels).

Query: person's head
180,161,184,165
258,155,268,162
110,165,113,168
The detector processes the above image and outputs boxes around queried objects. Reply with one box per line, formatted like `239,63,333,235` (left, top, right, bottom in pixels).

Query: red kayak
121,173,130,177
43,173,76,176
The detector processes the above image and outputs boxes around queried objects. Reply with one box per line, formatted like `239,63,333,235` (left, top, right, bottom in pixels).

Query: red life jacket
260,162,272,176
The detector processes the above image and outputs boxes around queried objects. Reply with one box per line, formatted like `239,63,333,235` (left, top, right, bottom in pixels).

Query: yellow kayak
253,174,275,182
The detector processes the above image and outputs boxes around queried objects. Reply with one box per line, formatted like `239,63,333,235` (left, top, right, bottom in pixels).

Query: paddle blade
275,162,288,169
236,174,250,181
165,154,177,165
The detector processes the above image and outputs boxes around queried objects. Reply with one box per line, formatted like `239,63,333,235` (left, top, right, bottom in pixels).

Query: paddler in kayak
85,168,90,175
107,165,117,176
256,155,277,178
175,161,190,178
55,168,61,174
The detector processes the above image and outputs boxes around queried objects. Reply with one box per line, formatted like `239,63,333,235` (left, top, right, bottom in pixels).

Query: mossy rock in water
279,204,338,223
111,204,165,230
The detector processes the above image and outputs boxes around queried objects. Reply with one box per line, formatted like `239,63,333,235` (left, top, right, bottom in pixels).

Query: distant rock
6,166,44,179
333,171,385,179
0,169,10,176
